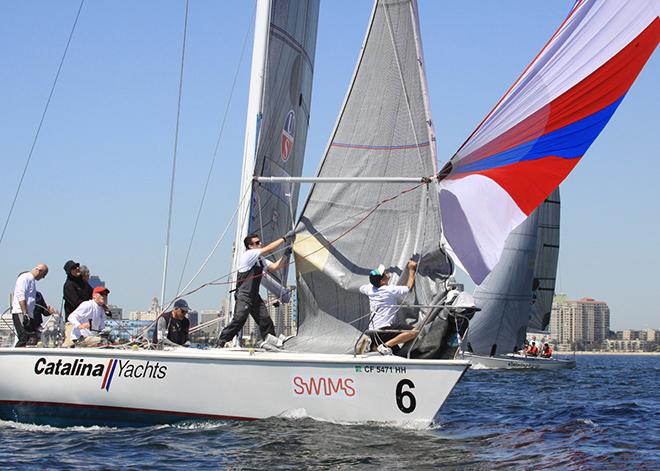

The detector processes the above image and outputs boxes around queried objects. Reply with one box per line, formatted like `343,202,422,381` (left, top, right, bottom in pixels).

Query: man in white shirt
359,260,417,355
12,264,50,347
65,286,110,347
217,232,292,346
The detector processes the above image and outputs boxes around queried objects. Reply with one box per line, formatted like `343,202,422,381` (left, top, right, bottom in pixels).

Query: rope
133,182,253,340
0,0,85,250
160,0,190,309
175,5,255,295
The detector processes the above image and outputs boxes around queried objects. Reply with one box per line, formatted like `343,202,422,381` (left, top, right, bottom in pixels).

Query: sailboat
460,190,576,369
0,0,470,427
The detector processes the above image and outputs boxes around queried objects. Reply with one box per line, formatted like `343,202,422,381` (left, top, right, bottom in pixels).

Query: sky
0,1,657,330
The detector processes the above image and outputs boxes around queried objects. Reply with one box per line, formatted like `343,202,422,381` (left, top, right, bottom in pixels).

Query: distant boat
461,189,575,369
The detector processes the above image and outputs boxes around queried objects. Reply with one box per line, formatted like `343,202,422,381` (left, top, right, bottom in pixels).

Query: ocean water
1,355,658,470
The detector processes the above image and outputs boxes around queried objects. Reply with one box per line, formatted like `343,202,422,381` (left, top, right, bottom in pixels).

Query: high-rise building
88,276,105,288
550,296,610,350
242,288,297,342
128,297,160,321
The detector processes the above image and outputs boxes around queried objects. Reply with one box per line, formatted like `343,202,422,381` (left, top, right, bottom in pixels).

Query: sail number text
396,379,416,413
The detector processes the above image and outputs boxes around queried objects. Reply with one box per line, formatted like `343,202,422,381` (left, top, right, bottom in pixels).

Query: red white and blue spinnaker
438,0,659,284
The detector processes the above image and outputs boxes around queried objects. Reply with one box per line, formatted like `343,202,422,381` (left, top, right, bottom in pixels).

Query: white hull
0,347,469,427
459,352,576,370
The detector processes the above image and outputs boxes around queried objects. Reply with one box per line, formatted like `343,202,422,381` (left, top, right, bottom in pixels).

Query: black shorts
369,323,413,346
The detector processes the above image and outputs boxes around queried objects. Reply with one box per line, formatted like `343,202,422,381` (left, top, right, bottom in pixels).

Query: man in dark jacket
63,260,91,316
153,299,191,346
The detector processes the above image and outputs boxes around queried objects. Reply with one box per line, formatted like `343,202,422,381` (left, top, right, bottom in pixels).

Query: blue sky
0,1,657,330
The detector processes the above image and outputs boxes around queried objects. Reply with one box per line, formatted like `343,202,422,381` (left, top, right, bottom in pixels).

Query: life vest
542,346,553,358
528,345,539,356
235,258,265,301
152,311,190,345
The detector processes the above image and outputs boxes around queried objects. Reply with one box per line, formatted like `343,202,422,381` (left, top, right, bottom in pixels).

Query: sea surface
1,354,658,470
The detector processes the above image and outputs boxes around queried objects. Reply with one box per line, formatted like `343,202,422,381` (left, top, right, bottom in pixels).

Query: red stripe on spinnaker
452,0,584,158
458,17,660,168
452,156,581,215
101,359,113,390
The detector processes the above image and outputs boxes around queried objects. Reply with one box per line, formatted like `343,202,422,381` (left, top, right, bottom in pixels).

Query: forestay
289,0,450,353
529,188,560,331
233,0,320,299
466,210,540,356
438,0,659,284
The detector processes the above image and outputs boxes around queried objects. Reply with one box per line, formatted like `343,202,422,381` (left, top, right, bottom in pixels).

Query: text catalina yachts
34,357,167,379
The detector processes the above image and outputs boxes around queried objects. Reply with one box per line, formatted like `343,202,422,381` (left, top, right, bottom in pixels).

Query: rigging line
0,0,85,250
175,5,255,295
382,2,426,171
160,0,190,310
135,182,425,340
172,181,253,305
195,182,428,291
135,182,253,340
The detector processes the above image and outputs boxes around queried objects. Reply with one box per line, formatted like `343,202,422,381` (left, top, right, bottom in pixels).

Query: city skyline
0,1,657,330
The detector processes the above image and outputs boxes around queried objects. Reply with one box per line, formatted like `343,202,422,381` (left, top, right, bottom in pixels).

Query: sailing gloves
282,230,296,243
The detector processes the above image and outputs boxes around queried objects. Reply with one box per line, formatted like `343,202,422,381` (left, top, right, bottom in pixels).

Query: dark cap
174,299,190,311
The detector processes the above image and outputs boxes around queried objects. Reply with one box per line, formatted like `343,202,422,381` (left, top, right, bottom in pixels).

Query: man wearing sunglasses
11,264,51,347
217,231,293,347
153,298,191,347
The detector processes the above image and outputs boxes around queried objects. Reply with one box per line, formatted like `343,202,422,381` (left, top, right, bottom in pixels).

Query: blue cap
174,299,190,311
369,264,386,277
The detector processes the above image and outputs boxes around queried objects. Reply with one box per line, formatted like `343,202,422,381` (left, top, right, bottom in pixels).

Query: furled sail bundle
438,0,659,284
528,188,560,331
289,0,451,353
232,0,320,299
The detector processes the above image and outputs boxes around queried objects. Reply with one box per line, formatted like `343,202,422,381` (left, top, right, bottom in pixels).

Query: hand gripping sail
289,0,451,353
438,0,659,284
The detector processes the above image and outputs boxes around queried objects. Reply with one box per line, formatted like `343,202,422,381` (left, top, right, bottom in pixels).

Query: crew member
11,264,52,347
65,286,110,347
527,341,539,357
540,343,553,358
153,298,191,346
359,260,418,355
216,232,292,346
79,265,94,301
63,260,91,316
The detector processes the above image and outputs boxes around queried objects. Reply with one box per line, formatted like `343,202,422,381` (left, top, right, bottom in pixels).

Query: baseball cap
174,299,190,311
93,286,110,295
369,264,386,277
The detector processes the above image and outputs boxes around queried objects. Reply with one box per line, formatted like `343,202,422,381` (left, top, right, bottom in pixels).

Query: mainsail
529,188,560,331
438,0,659,284
290,0,451,353
232,0,320,300
466,210,540,356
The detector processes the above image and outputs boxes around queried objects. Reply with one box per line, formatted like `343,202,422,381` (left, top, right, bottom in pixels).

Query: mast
229,0,272,312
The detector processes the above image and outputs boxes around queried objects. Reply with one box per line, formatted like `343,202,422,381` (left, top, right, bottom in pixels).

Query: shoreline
556,351,660,356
